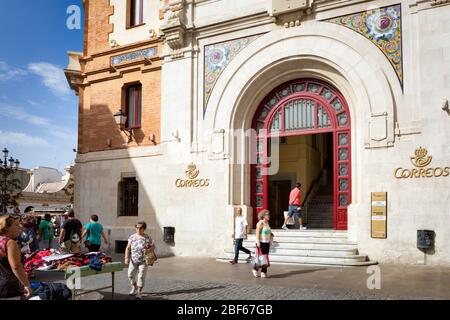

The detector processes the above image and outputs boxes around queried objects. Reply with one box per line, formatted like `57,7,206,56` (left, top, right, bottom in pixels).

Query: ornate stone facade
66,0,450,265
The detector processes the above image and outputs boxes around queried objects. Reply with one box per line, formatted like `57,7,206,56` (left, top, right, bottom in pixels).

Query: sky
0,0,84,173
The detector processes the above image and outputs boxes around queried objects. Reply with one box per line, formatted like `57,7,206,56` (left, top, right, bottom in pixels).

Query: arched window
251,79,351,230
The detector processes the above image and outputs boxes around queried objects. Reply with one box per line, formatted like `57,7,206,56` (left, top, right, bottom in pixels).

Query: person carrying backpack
59,209,82,254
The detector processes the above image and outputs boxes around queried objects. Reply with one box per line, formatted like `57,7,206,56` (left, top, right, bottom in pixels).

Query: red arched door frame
251,79,351,230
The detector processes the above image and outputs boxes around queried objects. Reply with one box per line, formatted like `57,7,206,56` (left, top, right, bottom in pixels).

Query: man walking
282,183,307,230
59,209,83,253
37,213,55,250
229,207,252,264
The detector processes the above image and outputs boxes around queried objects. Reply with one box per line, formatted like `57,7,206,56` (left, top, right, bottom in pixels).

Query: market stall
24,249,123,300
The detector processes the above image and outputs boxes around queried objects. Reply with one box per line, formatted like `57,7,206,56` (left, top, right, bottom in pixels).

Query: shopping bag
284,211,294,225
251,247,270,270
144,248,157,266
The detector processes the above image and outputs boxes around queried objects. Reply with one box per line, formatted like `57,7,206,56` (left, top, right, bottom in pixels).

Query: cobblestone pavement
31,255,448,300
76,274,423,300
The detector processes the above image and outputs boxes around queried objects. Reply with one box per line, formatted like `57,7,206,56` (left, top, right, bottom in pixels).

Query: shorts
288,205,303,218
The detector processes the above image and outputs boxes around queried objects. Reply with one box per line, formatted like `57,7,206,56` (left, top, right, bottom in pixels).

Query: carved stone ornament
160,0,187,56
268,0,312,16
269,0,314,28
410,0,450,12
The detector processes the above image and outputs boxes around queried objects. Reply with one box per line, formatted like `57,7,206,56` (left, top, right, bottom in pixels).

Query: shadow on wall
74,104,173,258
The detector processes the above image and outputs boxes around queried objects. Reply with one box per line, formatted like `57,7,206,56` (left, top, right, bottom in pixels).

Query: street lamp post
0,147,21,215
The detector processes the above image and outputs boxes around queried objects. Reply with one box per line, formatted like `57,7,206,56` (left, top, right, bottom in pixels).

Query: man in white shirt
230,207,252,264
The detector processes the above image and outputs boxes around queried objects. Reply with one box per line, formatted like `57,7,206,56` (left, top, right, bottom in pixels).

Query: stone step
307,211,333,214
219,229,377,267
306,223,334,227
243,242,358,251
306,222,334,225
249,230,347,238
305,221,334,225
225,247,358,257
217,254,377,267
306,217,334,221
245,236,356,245
266,242,358,251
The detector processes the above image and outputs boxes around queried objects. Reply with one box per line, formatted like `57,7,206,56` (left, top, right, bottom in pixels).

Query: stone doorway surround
203,21,402,243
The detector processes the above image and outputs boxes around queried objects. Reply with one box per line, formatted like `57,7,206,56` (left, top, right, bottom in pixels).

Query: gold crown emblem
410,147,432,168
414,147,428,158
186,163,199,179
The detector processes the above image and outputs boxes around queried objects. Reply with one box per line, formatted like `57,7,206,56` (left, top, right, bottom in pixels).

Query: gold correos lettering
394,168,403,179
402,169,411,178
433,168,443,177
420,169,427,178
443,167,449,177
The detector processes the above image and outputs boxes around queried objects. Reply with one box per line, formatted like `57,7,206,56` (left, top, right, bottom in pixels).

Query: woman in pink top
0,215,32,299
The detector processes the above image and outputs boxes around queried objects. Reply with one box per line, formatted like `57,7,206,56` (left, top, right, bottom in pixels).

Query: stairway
217,230,377,267
306,196,334,229
305,170,334,229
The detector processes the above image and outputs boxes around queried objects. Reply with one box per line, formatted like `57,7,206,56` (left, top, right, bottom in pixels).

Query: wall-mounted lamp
114,110,133,143
442,98,449,115
172,130,180,142
149,133,157,145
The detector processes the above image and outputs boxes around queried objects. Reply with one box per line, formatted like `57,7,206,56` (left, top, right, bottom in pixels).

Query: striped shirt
259,221,272,243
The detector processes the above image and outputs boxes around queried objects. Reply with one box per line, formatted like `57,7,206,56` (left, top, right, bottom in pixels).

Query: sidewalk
67,255,450,300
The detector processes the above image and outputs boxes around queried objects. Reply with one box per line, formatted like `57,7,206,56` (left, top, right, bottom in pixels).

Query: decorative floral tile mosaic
326,5,403,88
204,35,261,115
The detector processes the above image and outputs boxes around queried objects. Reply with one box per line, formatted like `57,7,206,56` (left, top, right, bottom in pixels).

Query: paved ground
32,255,450,300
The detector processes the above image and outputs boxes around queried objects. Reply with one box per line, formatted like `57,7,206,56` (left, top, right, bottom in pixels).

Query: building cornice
80,38,162,62
76,145,163,164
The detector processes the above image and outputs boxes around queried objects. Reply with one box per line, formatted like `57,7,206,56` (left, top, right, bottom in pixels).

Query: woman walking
124,221,155,300
0,215,32,299
18,222,39,253
253,210,273,278
81,215,108,252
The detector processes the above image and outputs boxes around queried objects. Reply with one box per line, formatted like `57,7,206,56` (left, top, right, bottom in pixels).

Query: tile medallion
326,5,403,88
204,35,261,115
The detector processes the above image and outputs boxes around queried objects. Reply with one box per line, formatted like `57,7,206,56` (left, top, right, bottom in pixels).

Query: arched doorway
251,79,351,230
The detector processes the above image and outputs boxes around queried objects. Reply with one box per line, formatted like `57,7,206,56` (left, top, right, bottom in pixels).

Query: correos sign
394,147,449,179
175,163,210,188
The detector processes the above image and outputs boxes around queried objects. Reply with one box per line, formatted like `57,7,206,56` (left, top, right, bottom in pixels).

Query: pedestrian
229,207,251,264
81,214,108,252
59,209,83,254
124,221,155,300
0,215,32,299
37,214,55,250
17,222,38,253
60,212,69,229
282,182,307,230
253,210,273,278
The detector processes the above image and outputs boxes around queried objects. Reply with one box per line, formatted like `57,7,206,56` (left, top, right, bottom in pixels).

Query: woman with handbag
124,221,155,300
253,210,273,278
81,215,108,252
